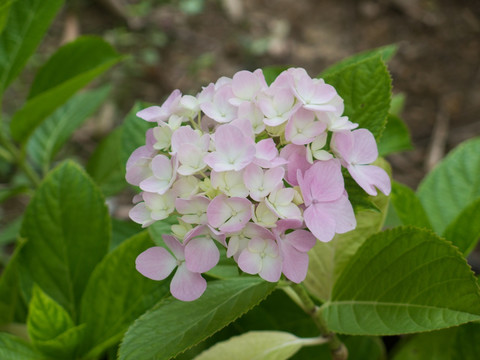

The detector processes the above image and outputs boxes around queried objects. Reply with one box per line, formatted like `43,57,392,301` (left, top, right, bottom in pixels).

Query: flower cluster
127,68,391,301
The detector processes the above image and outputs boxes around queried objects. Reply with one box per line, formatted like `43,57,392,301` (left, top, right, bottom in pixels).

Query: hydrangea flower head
128,68,390,301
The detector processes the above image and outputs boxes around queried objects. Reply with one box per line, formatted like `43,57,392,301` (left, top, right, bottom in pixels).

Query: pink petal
350,129,378,164
162,235,185,260
170,264,207,301
301,159,344,202
237,250,262,274
285,230,317,252
274,219,303,234
135,247,176,281
331,130,354,163
259,255,282,282
348,164,391,196
184,237,220,273
171,126,200,154
303,204,336,242
280,243,309,283
280,144,310,186
207,195,233,229
129,202,154,227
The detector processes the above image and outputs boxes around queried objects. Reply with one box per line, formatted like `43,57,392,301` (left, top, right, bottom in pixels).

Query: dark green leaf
18,161,110,320
118,277,276,360
389,181,432,229
321,227,480,335
0,216,22,246
0,242,24,325
377,114,413,156
392,322,480,360
10,36,121,142
443,198,480,255
111,218,142,251
0,0,64,92
323,56,392,139
27,86,111,173
86,126,126,197
0,0,17,35
321,44,397,77
262,65,289,85
418,137,480,234
79,231,168,359
0,332,43,360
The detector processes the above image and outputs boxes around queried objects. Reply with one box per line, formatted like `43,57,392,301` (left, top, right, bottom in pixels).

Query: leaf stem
0,125,41,187
289,283,348,360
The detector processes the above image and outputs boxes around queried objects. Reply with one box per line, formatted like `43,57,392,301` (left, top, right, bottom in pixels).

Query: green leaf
27,285,83,357
86,126,126,197
0,242,24,325
18,161,110,320
0,216,22,246
321,44,397,77
323,56,392,139
118,277,276,360
194,331,310,360
27,86,111,173
392,322,480,360
377,114,413,156
320,227,480,335
0,0,17,35
304,177,389,301
79,231,169,359
343,336,386,360
0,332,43,360
389,181,432,229
389,93,406,117
120,102,155,166
0,0,64,93
442,198,480,255
10,36,121,142
111,218,142,251
418,137,480,234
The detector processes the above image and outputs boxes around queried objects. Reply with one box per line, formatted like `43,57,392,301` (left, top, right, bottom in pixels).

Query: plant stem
0,127,41,187
289,283,348,360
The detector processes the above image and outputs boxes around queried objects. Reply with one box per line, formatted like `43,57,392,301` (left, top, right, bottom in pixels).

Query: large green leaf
0,242,24,325
304,184,389,301
27,86,111,174
442,198,480,255
10,36,121,142
86,126,126,197
120,102,155,166
18,161,110,320
118,277,276,360
194,331,311,360
323,56,392,139
0,0,17,35
0,215,22,246
320,227,480,335
0,0,64,93
321,44,397,77
27,285,83,358
418,137,480,234
392,323,480,360
389,181,432,229
0,332,43,360
377,114,413,156
79,231,169,359
110,218,142,251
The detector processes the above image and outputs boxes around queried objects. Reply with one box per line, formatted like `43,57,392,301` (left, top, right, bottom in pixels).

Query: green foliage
442,198,480,255
377,114,413,156
392,323,480,360
418,137,480,234
323,56,392,139
79,231,169,358
321,227,480,335
0,332,43,360
27,86,111,174
194,331,307,360
0,242,24,325
18,161,110,319
10,36,121,142
118,278,276,360
0,0,64,93
389,181,432,229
